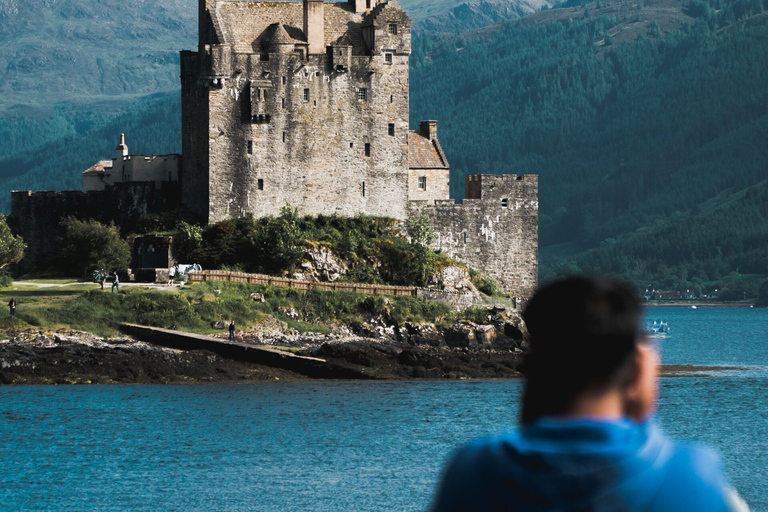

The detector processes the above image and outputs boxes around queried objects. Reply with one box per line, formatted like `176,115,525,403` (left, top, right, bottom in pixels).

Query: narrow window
304,88,310,101
315,71,320,77
501,198,509,208
247,141,253,154
385,53,393,64
257,179,264,190
282,131,286,143
366,0,371,8
349,142,354,148
388,123,395,136
390,94,393,103
364,143,371,157
358,88,367,101
263,90,268,101
463,232,467,243
362,182,366,197
418,176,427,190
388,23,398,35
282,76,286,85
281,98,285,108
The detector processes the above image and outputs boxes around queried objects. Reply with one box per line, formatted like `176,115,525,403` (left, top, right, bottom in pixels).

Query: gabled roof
409,131,449,170
82,160,113,175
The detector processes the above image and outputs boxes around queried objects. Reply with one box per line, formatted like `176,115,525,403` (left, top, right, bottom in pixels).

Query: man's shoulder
645,441,732,511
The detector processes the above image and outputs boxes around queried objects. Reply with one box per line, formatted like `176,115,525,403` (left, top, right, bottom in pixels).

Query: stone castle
11,0,538,298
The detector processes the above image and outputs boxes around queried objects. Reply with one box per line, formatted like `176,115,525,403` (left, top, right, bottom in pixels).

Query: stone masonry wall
410,174,538,298
9,183,180,274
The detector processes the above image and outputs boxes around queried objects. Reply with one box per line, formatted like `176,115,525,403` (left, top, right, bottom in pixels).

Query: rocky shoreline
0,310,528,384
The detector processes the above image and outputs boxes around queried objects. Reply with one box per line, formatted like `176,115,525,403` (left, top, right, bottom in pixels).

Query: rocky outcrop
293,244,349,282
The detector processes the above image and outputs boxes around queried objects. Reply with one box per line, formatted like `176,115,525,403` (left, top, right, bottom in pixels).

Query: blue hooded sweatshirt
430,418,739,512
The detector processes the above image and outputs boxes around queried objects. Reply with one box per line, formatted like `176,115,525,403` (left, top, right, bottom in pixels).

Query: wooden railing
188,270,418,297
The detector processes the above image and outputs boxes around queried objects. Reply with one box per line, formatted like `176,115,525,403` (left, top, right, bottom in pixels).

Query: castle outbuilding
10,0,538,298
82,134,180,192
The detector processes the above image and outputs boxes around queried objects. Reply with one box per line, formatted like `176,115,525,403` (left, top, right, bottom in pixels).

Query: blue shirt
430,418,735,512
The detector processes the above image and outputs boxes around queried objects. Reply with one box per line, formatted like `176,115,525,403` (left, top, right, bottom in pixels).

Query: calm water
0,307,766,511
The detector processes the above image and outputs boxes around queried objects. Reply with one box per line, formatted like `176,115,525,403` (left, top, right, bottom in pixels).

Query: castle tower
180,0,413,223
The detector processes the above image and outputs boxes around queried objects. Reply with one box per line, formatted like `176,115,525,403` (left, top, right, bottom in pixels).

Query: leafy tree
174,221,204,261
251,206,306,275
408,214,436,247
0,215,25,270
58,217,130,278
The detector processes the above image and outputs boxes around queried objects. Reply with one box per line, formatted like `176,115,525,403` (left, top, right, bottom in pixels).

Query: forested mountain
0,0,541,159
1,0,767,294
410,0,768,292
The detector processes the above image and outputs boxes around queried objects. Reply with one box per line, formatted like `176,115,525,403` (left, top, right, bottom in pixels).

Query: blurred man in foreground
430,276,748,512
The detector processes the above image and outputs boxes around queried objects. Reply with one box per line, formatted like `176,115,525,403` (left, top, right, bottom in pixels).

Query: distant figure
8,297,16,316
168,265,176,286
229,320,236,342
430,276,749,512
111,270,120,293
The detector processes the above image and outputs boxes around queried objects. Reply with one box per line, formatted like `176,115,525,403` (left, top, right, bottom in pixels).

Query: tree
58,217,131,278
0,215,25,270
408,214,436,248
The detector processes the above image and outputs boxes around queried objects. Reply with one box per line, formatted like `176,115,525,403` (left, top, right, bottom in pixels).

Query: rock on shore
0,306,528,384
0,330,306,385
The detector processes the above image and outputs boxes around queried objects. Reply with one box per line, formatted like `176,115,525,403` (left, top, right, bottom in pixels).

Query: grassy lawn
0,280,493,339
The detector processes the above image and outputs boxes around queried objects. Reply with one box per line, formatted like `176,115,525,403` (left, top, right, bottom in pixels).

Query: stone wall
9,183,181,274
410,174,538,298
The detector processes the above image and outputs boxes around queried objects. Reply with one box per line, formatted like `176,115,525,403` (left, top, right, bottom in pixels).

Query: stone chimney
303,0,325,55
116,133,128,158
352,0,376,12
420,120,438,141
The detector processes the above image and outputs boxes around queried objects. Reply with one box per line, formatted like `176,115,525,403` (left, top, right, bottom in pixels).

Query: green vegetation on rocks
175,208,460,288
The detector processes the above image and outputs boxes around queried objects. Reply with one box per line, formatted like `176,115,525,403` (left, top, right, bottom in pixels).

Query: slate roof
408,130,449,169
211,1,367,55
82,160,113,175
265,23,297,45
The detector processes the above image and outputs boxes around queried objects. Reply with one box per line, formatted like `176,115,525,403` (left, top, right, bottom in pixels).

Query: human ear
622,344,659,422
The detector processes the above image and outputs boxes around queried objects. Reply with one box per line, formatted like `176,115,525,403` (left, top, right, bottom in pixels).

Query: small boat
691,305,698,309
645,319,671,339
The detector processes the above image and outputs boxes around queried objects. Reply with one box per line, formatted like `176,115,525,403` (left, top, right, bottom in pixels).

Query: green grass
0,280,483,338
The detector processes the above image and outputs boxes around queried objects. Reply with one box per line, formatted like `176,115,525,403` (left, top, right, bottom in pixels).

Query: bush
57,217,130,278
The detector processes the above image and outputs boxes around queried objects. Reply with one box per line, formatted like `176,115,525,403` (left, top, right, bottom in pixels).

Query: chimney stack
420,120,438,141
116,133,128,158
351,0,373,13
303,0,325,55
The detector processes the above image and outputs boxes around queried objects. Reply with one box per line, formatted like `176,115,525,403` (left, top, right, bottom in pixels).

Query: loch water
0,307,766,511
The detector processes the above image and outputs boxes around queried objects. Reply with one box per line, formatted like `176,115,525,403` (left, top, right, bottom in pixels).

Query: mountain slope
409,0,768,287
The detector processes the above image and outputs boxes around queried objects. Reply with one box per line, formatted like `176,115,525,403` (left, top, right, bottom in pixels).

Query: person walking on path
229,320,236,342
111,270,120,293
168,265,176,286
430,276,749,512
8,297,16,316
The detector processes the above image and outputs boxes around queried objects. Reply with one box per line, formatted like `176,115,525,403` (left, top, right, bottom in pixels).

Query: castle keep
11,0,538,298
181,0,433,222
